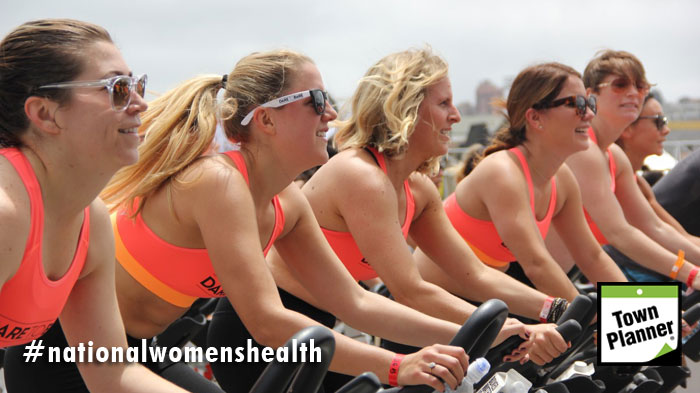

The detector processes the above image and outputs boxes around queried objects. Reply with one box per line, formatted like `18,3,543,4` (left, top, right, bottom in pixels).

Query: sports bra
114,150,285,307
321,147,415,281
444,147,557,268
0,148,90,347
582,127,616,245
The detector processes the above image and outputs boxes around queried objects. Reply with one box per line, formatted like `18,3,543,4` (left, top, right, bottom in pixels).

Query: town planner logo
598,283,681,366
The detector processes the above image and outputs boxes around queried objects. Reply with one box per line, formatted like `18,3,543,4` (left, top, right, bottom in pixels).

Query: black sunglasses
533,95,597,118
636,115,668,131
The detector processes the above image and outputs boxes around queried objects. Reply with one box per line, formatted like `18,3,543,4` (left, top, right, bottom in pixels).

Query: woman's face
411,77,461,157
625,98,669,157
52,41,147,169
593,73,646,131
269,61,337,169
538,75,594,153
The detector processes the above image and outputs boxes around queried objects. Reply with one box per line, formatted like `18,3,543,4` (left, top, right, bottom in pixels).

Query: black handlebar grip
683,303,700,325
555,295,592,326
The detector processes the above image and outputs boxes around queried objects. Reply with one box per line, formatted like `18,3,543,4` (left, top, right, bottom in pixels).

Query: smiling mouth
439,129,451,136
118,128,138,134
575,127,588,134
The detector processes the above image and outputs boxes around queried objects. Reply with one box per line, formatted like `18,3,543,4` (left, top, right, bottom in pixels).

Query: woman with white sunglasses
0,19,190,393
100,50,489,393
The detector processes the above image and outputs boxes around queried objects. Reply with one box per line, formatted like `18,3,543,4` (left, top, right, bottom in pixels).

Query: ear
24,96,62,135
254,107,277,136
524,107,542,131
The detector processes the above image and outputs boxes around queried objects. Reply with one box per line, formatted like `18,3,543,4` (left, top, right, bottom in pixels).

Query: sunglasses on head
597,77,650,95
532,95,597,118
636,114,668,131
37,74,147,112
241,89,329,126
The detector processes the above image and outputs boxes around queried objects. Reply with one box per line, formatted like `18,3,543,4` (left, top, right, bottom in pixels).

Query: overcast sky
3,0,699,107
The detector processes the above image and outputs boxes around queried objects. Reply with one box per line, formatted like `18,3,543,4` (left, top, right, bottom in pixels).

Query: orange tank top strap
583,127,615,244
0,147,90,347
222,150,286,255
364,147,415,236
509,147,557,238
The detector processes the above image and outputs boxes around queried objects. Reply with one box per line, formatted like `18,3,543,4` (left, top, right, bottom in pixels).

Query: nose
449,104,461,123
323,100,338,122
661,123,671,136
583,105,596,121
127,89,148,114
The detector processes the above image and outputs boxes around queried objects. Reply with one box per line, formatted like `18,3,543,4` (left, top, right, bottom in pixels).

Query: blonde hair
101,49,314,215
333,47,448,174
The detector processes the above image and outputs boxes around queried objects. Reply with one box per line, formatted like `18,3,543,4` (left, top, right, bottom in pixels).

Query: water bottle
475,368,532,393
440,357,490,393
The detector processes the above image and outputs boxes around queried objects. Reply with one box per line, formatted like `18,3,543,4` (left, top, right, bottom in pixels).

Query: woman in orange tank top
0,19,189,393
546,50,700,290
100,50,483,393
415,63,627,307
297,48,569,366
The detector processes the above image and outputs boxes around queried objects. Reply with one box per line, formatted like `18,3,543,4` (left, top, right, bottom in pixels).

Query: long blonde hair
333,47,448,174
101,49,314,216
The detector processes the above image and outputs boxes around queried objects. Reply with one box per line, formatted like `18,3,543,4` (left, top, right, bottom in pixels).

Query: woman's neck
22,146,112,220
518,142,563,186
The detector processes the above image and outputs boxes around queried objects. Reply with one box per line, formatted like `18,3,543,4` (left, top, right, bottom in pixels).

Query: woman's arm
550,165,627,284
637,176,697,241
464,158,579,300
617,152,700,256
274,183,465,345
195,166,467,390
409,173,557,319
59,200,190,393
565,144,700,288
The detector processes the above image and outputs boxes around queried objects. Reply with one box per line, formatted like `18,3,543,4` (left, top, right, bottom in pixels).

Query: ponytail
101,75,231,215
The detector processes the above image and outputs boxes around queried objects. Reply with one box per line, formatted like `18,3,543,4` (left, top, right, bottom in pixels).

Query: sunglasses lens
136,75,147,98
657,117,667,130
589,95,597,114
311,90,326,115
611,78,631,92
112,77,131,110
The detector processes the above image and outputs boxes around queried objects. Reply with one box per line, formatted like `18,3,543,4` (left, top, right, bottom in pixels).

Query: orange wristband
670,250,685,280
389,354,404,387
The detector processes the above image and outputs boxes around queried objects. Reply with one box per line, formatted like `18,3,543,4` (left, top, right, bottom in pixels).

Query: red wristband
388,353,404,387
539,296,554,323
687,266,700,288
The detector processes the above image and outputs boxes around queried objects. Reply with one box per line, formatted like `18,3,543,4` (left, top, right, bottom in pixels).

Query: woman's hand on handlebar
518,323,569,365
398,344,469,392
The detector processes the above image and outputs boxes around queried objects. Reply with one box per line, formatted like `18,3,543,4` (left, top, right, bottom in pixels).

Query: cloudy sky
3,0,699,107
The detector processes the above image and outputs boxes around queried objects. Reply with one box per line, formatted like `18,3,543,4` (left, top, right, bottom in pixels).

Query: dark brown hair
480,62,580,160
0,19,112,147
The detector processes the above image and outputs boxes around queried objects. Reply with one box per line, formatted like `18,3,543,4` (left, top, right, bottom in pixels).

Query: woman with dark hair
415,62,627,308
0,19,189,392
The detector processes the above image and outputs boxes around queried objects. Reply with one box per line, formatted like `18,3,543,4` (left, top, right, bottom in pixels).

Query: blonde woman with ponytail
100,50,485,393
414,63,627,308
